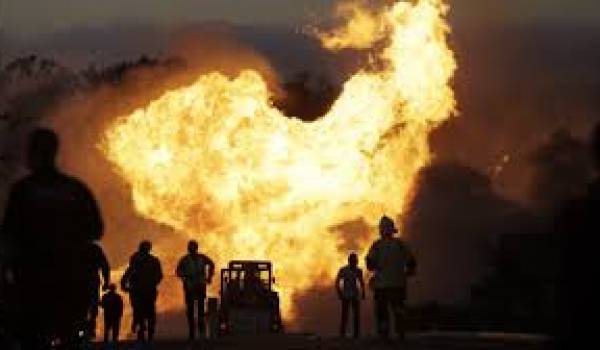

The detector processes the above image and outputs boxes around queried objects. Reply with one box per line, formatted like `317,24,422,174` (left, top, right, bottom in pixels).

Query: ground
99,333,552,350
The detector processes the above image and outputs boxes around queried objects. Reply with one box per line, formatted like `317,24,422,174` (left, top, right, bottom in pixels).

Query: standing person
100,284,123,345
176,240,215,341
335,253,365,338
121,241,162,342
366,216,416,340
1,128,103,347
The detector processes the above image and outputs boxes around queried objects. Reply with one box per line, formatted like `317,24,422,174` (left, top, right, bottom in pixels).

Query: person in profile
335,252,365,338
176,240,215,341
100,283,123,345
121,240,162,342
1,128,103,346
366,216,416,340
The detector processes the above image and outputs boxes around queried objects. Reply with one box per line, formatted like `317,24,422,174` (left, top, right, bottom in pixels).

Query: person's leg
137,298,147,341
137,316,146,342
148,295,157,341
352,299,360,338
130,294,139,334
374,289,390,338
113,319,121,343
103,319,110,343
185,289,195,340
340,298,349,337
198,296,206,336
390,287,406,340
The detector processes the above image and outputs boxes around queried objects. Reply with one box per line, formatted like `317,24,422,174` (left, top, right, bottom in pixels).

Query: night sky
2,0,600,39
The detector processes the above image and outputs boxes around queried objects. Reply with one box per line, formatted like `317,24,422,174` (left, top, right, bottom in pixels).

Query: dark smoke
528,130,594,210
402,162,543,304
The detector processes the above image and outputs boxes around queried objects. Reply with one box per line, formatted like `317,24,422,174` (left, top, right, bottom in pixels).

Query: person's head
348,253,358,267
27,128,59,171
188,240,199,254
379,215,398,238
139,240,152,255
108,283,117,293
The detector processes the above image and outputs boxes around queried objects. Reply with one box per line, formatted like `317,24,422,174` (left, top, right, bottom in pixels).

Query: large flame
102,0,456,324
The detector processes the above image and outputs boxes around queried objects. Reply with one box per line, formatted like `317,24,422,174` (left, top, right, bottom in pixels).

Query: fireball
101,0,456,324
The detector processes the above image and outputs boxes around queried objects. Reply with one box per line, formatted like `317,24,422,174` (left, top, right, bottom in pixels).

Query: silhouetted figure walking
100,284,123,344
335,253,365,338
1,128,103,347
366,216,416,340
176,240,215,341
121,241,162,342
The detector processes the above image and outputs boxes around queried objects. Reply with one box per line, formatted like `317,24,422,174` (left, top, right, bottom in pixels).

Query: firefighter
176,240,215,341
335,252,365,338
121,241,162,342
366,216,416,340
100,283,123,344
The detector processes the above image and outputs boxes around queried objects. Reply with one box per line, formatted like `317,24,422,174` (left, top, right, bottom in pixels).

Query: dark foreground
98,333,552,350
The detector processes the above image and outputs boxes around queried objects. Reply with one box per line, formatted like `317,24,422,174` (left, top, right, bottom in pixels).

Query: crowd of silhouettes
3,125,589,349
0,127,421,348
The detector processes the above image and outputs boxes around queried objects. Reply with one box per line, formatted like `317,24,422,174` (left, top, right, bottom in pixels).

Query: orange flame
101,0,456,324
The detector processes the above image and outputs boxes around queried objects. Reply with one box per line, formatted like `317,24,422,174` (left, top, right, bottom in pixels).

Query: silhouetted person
1,128,103,346
100,284,123,344
176,240,215,341
121,241,162,342
335,252,365,338
366,216,416,340
82,242,110,338
553,124,600,349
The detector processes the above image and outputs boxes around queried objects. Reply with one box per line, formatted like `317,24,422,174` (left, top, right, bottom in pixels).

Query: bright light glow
101,0,456,323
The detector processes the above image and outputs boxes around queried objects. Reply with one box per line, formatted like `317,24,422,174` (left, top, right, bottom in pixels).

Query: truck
218,260,283,335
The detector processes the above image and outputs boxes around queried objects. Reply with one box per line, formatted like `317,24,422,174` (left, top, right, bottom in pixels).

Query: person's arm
1,184,24,283
358,268,366,300
366,242,378,271
117,297,124,317
74,180,104,241
1,184,23,259
175,257,185,279
335,268,343,299
155,258,163,285
205,255,215,283
98,246,111,289
120,266,131,292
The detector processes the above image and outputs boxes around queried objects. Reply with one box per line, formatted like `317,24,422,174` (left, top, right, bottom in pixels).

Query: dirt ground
99,332,552,350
